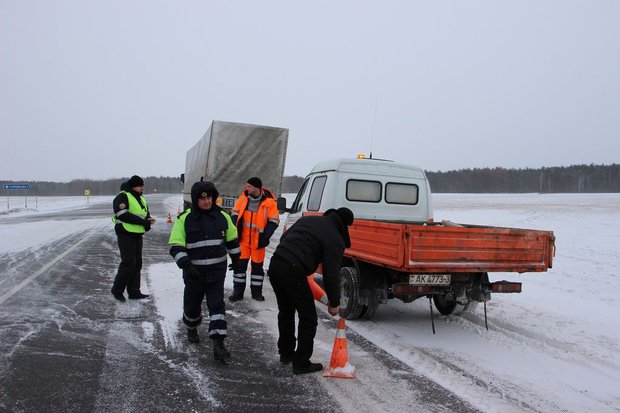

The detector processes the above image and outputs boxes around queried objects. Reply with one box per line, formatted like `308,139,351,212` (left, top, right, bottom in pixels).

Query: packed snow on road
1,193,619,412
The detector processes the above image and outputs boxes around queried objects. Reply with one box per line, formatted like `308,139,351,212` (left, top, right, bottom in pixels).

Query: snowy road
1,193,619,412
0,195,474,413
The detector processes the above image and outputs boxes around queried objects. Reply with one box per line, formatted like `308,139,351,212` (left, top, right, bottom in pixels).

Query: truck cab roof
288,157,433,223
309,158,427,179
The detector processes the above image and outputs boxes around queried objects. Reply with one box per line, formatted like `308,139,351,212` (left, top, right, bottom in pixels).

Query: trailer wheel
339,267,363,319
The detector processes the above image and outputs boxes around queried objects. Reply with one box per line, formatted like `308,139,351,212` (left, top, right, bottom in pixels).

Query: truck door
286,175,327,228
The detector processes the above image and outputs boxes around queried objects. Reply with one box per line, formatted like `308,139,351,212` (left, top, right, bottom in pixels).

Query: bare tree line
426,164,620,193
3,164,618,196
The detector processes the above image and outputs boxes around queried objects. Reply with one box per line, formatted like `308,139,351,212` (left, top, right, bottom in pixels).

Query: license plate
409,274,451,285
218,197,236,209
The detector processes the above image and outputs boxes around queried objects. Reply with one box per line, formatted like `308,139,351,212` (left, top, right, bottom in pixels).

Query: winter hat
336,207,354,227
247,177,262,189
128,175,144,188
324,207,354,248
191,181,219,207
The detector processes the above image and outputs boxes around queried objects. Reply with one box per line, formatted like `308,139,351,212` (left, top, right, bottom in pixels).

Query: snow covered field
1,193,619,412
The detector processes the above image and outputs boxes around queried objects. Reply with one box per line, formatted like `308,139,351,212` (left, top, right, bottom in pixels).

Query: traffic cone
307,274,329,306
177,206,182,215
166,213,172,224
323,317,355,379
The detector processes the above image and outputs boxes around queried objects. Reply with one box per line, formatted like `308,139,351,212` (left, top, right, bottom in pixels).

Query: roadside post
3,183,30,211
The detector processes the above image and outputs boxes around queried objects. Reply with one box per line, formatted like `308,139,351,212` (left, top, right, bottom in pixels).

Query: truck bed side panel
347,220,404,268
345,220,554,273
406,226,554,273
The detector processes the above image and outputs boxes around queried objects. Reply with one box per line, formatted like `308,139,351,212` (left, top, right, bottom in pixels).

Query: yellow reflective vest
112,191,148,234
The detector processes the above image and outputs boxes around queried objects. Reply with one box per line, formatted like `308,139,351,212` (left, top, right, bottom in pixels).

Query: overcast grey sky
1,0,619,182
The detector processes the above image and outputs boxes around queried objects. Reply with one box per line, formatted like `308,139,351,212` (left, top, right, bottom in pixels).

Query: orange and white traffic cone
323,317,355,379
166,213,172,224
177,206,182,215
307,274,329,306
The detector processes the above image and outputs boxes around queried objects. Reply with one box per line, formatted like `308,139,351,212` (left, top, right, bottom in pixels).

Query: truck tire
433,289,478,316
360,299,379,320
339,267,364,320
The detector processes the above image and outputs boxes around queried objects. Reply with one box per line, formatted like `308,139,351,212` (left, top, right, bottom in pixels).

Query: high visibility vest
112,191,148,233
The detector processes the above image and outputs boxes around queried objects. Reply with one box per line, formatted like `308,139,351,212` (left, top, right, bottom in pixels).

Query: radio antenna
370,94,378,159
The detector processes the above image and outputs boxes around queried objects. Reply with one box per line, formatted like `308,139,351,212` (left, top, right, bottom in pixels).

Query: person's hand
327,305,340,316
147,217,156,225
186,264,201,280
257,234,269,248
228,260,239,272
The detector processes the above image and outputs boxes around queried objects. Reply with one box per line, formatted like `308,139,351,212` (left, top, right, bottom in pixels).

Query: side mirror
180,173,185,184
277,197,290,213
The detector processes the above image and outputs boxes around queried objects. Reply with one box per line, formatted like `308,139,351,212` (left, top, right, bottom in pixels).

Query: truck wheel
339,267,363,320
360,299,379,320
433,290,477,316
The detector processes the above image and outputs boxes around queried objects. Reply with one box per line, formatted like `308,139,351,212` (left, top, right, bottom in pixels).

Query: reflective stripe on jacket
169,208,240,273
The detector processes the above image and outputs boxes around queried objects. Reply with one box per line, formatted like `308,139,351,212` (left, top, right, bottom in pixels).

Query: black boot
229,293,243,302
111,288,126,302
213,337,231,362
187,328,199,343
292,361,323,375
128,292,150,299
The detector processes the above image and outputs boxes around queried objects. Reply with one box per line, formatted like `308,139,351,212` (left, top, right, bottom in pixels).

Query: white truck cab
280,157,434,224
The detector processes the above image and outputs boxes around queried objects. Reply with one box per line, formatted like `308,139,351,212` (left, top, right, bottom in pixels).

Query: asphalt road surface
0,194,479,413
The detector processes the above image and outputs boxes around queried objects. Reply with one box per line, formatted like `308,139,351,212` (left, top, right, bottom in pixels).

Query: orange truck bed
346,219,555,274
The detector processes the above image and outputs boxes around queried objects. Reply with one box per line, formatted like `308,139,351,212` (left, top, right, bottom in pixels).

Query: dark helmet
191,181,219,208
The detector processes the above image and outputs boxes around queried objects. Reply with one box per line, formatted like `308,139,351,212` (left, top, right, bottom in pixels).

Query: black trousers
182,273,227,339
112,233,143,296
268,256,317,365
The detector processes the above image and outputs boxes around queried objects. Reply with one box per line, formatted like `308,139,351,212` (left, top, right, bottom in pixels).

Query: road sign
4,184,30,190
84,189,91,196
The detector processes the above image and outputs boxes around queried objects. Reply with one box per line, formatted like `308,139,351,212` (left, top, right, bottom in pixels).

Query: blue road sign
3,184,30,190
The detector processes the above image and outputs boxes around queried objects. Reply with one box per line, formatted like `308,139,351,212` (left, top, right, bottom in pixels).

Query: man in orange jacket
229,177,280,302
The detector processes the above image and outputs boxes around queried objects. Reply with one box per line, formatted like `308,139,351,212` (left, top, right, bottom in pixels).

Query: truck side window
346,179,381,203
291,178,310,213
385,182,419,205
307,176,327,211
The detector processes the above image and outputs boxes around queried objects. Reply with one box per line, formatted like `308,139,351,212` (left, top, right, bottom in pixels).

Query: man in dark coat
169,181,240,361
267,207,354,374
111,175,155,301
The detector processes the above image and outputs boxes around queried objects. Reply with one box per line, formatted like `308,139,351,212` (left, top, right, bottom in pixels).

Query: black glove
258,233,270,249
185,263,201,280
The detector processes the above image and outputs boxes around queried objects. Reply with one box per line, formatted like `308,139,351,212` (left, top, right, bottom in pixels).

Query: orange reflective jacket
232,189,280,243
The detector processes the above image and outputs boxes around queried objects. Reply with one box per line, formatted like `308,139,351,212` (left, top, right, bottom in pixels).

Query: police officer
229,177,279,302
268,207,354,374
169,181,240,361
111,175,155,301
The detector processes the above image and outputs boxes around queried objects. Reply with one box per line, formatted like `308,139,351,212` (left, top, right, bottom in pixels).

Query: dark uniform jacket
169,182,240,277
272,213,349,307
